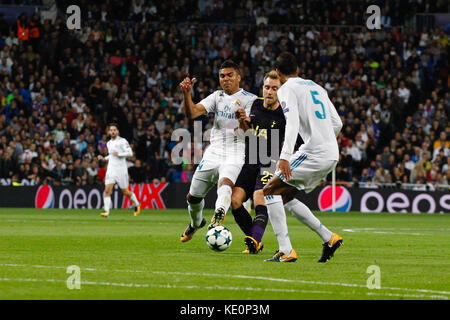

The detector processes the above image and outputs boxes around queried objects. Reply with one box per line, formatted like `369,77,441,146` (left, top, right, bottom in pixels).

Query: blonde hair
264,70,281,82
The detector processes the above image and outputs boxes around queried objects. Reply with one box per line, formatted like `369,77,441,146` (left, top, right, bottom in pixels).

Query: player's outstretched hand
277,159,292,181
179,77,197,95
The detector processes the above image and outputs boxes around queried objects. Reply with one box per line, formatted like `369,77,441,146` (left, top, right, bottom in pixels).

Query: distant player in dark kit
232,71,288,254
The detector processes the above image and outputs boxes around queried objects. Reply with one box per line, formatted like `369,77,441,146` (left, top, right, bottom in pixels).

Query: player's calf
186,193,205,230
180,218,206,242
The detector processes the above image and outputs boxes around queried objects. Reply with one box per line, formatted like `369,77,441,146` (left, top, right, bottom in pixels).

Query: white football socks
284,199,332,243
215,185,232,213
188,199,205,227
129,192,140,207
265,195,293,254
103,196,111,213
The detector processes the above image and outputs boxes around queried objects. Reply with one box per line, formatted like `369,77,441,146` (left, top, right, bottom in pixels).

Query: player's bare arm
179,76,207,119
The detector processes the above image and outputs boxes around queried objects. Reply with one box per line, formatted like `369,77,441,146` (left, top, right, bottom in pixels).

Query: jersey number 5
310,90,326,119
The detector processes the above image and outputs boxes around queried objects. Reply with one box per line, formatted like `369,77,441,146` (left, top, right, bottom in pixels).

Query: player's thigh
218,162,243,187
254,168,273,203
263,175,295,196
233,164,259,203
115,171,129,190
189,165,219,198
286,156,337,193
104,171,116,191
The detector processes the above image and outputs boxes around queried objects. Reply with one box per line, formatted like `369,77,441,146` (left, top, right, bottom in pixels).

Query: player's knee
186,193,203,204
281,188,297,204
262,183,273,196
253,189,265,206
282,193,294,204
230,194,243,210
218,178,234,188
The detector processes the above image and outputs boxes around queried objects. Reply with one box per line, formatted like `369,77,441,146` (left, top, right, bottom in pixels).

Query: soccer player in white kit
97,123,141,217
179,60,257,242
263,52,344,263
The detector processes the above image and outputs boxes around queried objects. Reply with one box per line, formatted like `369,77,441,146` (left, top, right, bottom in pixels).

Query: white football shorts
275,151,337,193
105,168,129,189
188,146,244,198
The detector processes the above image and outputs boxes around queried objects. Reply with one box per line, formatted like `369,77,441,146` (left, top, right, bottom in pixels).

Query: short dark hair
274,52,298,76
219,60,241,75
108,123,119,130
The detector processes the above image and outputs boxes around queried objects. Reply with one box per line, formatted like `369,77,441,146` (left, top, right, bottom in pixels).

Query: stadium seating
0,0,448,190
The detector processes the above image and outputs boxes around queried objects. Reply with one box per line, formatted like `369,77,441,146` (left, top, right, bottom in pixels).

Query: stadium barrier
0,184,448,214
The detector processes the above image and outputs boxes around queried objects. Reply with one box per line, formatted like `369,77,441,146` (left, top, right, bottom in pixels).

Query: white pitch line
342,229,426,236
0,277,333,295
0,277,446,300
367,292,448,300
153,271,450,296
1,263,449,297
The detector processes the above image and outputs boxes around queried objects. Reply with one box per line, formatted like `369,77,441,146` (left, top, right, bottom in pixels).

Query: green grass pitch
0,208,448,300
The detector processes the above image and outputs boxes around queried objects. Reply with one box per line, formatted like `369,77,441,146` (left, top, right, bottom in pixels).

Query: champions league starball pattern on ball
205,226,232,251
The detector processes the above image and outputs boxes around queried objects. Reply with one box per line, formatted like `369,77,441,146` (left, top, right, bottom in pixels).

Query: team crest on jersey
235,99,241,107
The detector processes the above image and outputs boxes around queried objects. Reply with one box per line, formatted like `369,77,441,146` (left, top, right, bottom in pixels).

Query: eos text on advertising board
36,184,111,209
360,191,450,214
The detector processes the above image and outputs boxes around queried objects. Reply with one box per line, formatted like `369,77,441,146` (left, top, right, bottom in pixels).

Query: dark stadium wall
1,184,449,214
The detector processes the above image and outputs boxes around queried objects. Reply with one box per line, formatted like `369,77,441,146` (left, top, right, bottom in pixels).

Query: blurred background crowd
0,0,448,190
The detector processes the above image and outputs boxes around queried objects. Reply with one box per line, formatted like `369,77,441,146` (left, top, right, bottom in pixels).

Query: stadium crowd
0,0,449,189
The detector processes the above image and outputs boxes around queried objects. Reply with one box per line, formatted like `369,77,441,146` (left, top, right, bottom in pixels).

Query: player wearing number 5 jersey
263,52,344,263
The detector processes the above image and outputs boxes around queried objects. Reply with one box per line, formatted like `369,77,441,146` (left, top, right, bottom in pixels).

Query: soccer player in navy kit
231,71,288,254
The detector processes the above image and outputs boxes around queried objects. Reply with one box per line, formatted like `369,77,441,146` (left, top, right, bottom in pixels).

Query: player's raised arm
179,76,207,119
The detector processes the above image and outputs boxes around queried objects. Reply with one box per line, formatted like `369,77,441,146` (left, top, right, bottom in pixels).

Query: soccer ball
205,226,232,251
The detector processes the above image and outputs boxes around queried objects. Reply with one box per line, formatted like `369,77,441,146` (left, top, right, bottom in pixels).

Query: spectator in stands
0,0,448,190
129,159,146,184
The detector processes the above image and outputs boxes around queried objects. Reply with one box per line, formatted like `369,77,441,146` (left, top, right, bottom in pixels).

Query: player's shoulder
240,89,257,97
294,78,326,92
121,136,131,144
116,136,128,143
203,89,221,101
238,89,257,103
252,97,264,106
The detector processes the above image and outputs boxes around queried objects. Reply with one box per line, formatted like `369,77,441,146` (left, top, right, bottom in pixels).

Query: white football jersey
200,88,257,155
105,136,133,173
278,77,342,161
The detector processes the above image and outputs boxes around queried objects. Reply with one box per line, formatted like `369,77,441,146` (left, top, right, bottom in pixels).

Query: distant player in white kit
97,123,141,217
179,60,257,242
263,52,344,263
